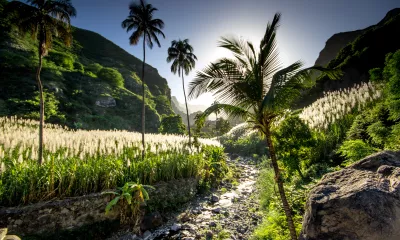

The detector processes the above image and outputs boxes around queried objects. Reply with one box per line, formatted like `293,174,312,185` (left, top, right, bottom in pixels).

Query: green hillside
298,8,400,108
0,0,174,132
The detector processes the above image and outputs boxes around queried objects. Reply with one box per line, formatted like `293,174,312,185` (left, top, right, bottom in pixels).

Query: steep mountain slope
0,1,174,132
298,8,400,108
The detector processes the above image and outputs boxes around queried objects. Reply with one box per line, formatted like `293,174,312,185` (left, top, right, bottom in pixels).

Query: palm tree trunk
265,126,297,240
141,35,146,158
182,69,191,145
36,54,44,165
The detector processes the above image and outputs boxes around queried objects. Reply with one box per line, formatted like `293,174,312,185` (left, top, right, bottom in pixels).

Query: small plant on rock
103,182,154,229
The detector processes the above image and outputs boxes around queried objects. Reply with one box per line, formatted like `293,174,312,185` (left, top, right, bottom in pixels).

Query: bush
74,62,84,72
98,67,124,88
159,115,186,135
337,139,377,166
85,63,103,75
48,50,74,70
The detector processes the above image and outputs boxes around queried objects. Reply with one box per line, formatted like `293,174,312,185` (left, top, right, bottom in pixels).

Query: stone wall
0,178,198,237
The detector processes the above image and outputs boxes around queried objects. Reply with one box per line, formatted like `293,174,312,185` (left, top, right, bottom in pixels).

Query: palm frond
198,103,251,122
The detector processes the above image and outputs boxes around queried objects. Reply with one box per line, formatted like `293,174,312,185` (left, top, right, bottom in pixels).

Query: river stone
300,151,400,240
211,195,219,203
170,223,181,232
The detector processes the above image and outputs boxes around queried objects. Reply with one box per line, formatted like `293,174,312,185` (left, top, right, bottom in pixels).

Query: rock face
300,151,400,240
96,96,117,108
0,178,198,237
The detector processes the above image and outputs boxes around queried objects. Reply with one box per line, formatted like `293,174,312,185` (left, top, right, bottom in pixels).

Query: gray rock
212,207,221,214
211,195,219,203
142,230,152,240
170,223,181,232
95,96,117,108
300,151,400,240
209,221,217,227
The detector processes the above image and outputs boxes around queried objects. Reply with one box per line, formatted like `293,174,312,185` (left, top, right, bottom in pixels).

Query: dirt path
114,156,261,240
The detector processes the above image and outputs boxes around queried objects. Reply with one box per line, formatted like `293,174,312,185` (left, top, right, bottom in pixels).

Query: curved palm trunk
182,69,191,145
37,54,44,165
265,126,297,240
141,35,146,158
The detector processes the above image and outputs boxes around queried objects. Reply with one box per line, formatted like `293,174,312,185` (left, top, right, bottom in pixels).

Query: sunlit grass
0,117,223,206
300,82,381,129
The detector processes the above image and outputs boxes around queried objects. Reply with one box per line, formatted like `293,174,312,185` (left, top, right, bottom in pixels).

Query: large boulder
300,151,400,240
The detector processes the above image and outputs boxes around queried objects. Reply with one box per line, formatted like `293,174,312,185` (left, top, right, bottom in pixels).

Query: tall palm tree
188,13,340,240
7,0,76,165
212,100,220,133
167,39,197,145
122,0,165,157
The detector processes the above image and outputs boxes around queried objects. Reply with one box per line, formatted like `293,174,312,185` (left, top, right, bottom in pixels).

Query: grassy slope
0,4,174,132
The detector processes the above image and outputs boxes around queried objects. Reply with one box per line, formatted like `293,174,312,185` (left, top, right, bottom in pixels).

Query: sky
70,0,399,107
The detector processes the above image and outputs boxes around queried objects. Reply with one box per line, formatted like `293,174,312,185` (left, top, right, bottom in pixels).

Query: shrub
73,62,84,72
85,63,103,75
48,50,74,70
159,115,186,135
98,67,124,88
337,139,377,166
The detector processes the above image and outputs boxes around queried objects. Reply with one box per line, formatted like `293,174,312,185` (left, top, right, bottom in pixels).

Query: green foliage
85,63,103,75
0,140,226,206
73,62,84,72
383,50,400,120
103,182,153,226
98,67,124,88
215,117,231,135
159,115,186,135
7,91,65,123
274,115,316,178
154,95,174,116
337,140,377,166
220,132,267,157
48,50,74,70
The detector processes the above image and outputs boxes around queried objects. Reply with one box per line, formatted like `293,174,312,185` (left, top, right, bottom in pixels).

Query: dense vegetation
246,49,400,240
0,117,225,206
0,0,174,132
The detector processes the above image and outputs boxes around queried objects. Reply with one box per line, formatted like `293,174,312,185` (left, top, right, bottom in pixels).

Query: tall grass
0,117,222,206
300,82,381,129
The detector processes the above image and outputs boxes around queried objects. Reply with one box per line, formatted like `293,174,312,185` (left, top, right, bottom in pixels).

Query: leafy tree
98,67,125,88
274,115,315,179
122,0,165,157
159,115,186,135
337,140,378,166
216,117,230,135
188,13,339,239
6,0,76,164
167,39,197,145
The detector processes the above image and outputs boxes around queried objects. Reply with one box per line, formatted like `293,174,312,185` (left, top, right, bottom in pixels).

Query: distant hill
0,0,174,132
298,8,400,108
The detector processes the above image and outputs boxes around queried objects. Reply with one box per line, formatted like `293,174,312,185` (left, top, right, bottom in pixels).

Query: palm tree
212,100,220,133
122,0,165,157
188,13,340,240
7,0,76,165
167,39,197,145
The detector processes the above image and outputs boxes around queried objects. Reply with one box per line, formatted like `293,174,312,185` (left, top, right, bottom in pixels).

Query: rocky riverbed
110,156,261,240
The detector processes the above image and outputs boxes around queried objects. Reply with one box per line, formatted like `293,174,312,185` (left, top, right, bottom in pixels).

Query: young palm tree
167,39,197,145
122,0,165,157
188,13,340,240
7,0,76,164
